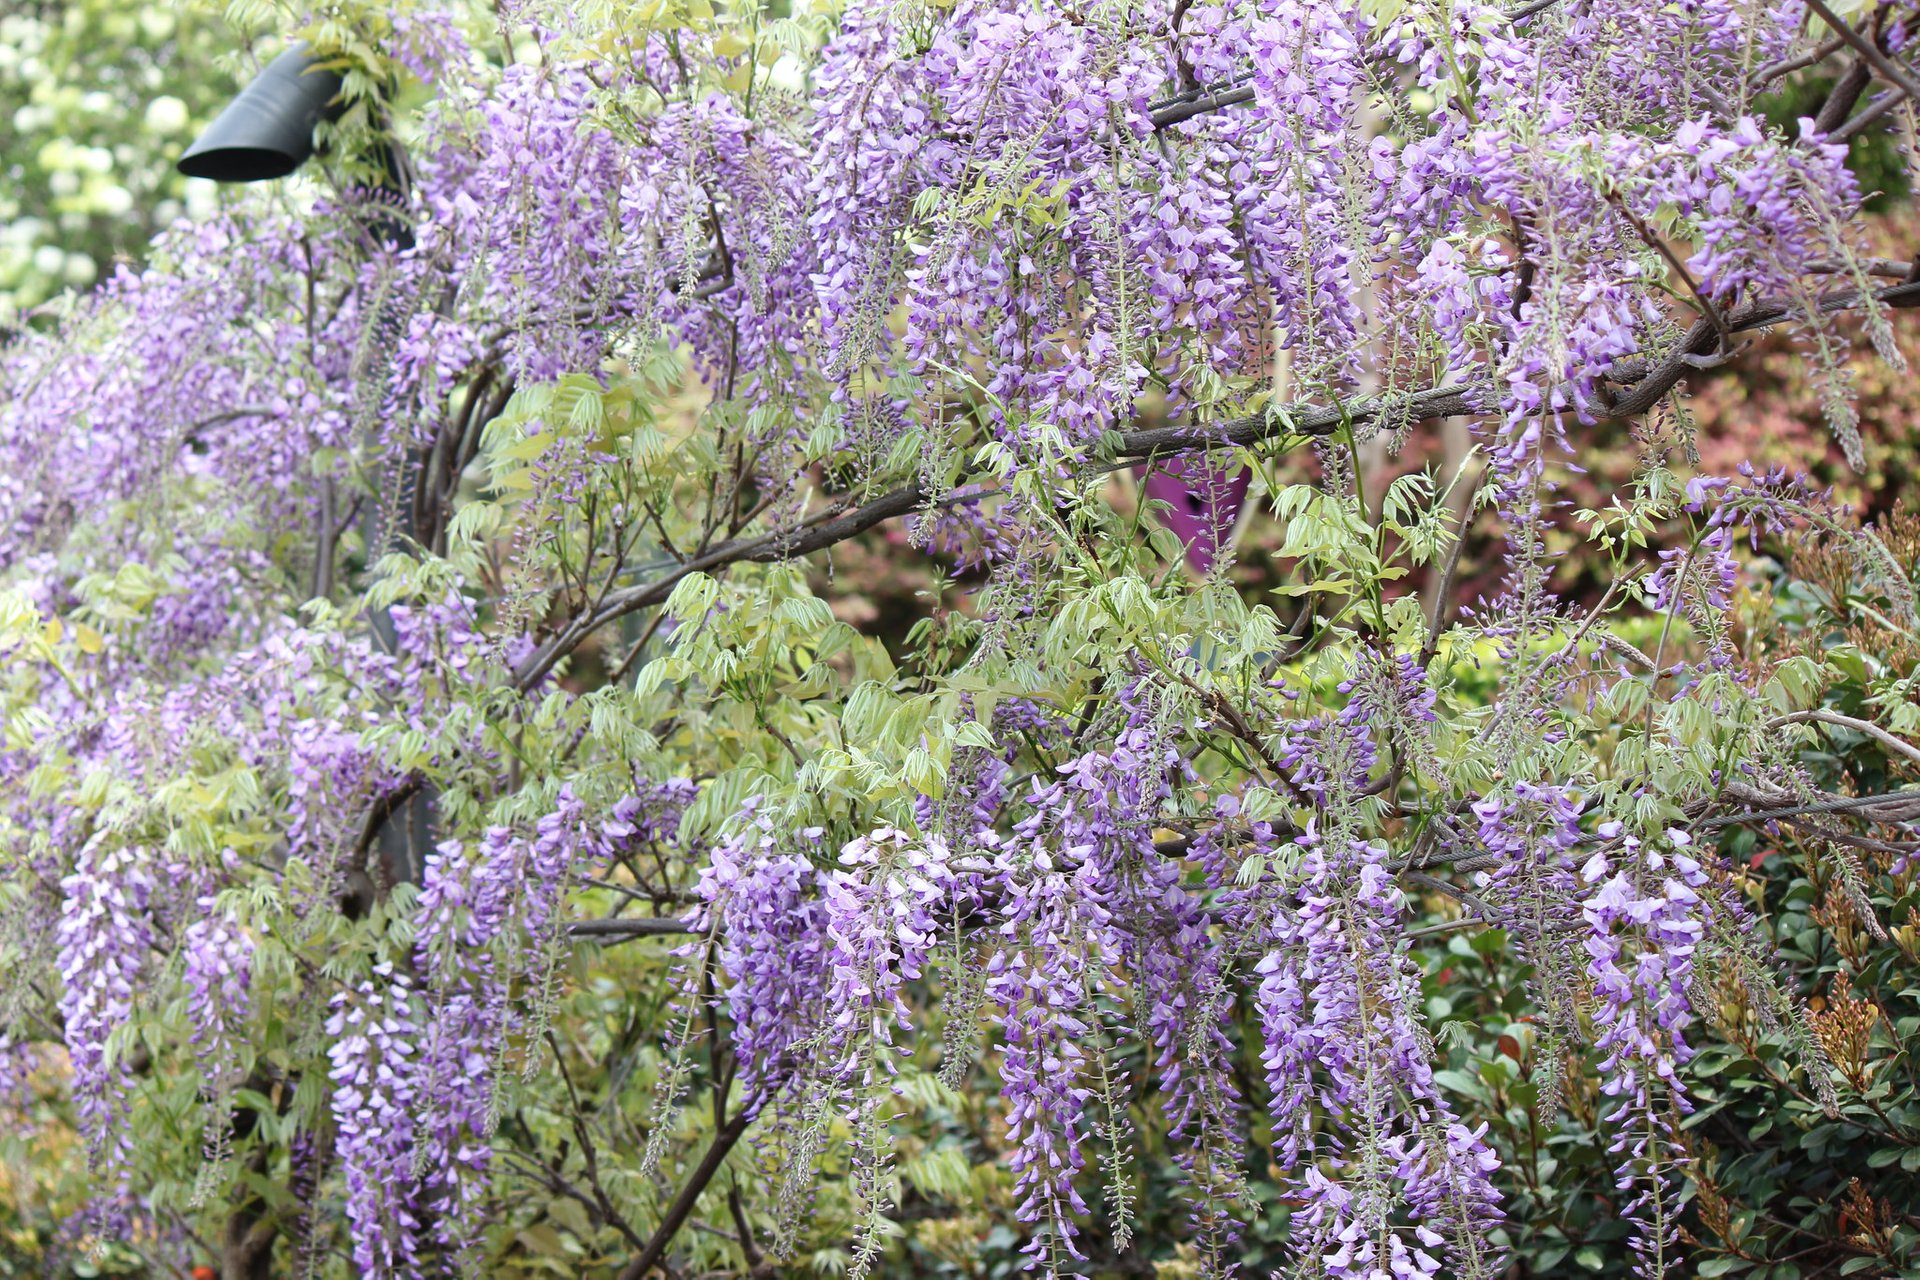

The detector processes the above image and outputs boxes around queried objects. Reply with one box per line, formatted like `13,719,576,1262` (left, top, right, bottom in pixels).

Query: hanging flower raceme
695,803,831,1114
985,820,1109,1276
981,689,1177,1274
1256,837,1505,1280
408,827,512,1263
56,839,154,1190
1240,0,1380,395
1579,824,1712,1274
180,897,254,1204
1126,834,1247,1270
410,987,500,1268
0,1032,36,1118
821,826,956,1275
325,965,424,1279
1470,781,1587,1083
405,784,666,1263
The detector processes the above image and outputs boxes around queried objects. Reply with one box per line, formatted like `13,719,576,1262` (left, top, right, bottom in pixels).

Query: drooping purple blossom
823,826,956,1276
1256,838,1505,1280
1580,824,1712,1275
326,965,424,1278
698,808,830,1114
181,897,255,1201
56,840,153,1189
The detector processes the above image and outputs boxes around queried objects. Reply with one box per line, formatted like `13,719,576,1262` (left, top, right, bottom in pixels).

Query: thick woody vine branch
507,275,1920,693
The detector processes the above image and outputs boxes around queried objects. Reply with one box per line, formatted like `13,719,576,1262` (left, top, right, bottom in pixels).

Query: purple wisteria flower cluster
697,805,831,1115
1256,838,1504,1280
56,840,154,1193
1579,825,1713,1272
182,897,255,1202
325,965,425,1276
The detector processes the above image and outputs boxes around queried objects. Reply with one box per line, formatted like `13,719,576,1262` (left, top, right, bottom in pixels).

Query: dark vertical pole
180,48,431,885
356,149,432,889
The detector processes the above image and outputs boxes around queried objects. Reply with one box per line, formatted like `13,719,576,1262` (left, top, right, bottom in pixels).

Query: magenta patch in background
1137,459,1250,574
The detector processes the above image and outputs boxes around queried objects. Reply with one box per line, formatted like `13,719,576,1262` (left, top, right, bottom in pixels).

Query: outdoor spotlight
178,41,413,251
177,43,344,183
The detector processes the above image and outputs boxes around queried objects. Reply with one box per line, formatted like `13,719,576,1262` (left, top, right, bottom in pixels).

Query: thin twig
569,915,698,938
1834,88,1907,141
1148,82,1256,129
544,1028,648,1251
1609,193,1738,351
614,1112,752,1280
1754,34,1848,86
1805,0,1920,111
1769,709,1920,770
1420,469,1480,669
1403,869,1502,926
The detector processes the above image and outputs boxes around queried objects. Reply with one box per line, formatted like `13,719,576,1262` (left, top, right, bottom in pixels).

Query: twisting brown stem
1804,0,1920,110
1814,57,1875,135
508,276,1920,692
614,1111,752,1280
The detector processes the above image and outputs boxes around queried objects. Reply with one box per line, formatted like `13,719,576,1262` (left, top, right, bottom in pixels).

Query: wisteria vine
2,0,1919,1276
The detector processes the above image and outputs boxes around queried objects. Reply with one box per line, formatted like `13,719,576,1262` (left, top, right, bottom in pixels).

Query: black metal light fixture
177,43,344,183
178,41,413,251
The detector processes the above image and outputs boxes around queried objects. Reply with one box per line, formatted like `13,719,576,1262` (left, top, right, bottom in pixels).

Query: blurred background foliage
0,0,239,330
3,2,1920,1277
